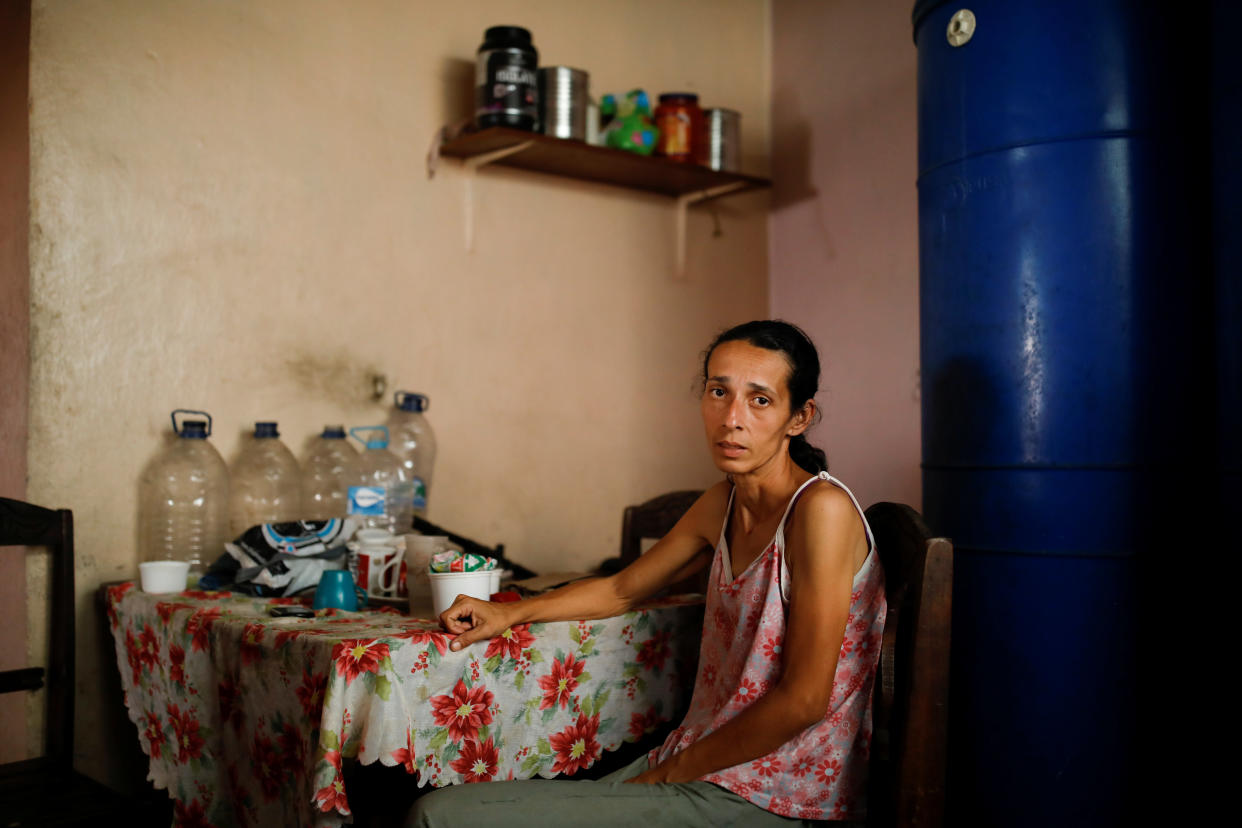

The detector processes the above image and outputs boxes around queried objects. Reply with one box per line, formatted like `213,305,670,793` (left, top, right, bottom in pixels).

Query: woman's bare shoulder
789,479,866,550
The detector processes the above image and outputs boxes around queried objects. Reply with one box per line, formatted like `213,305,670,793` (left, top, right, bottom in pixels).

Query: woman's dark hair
701,319,828,474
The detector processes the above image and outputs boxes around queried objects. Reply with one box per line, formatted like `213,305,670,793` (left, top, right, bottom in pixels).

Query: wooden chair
864,501,953,828
0,497,167,826
615,489,707,594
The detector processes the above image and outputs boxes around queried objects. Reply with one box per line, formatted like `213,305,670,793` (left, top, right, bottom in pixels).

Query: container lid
254,421,280,438
321,425,347,439
180,420,209,439
395,391,430,413
482,25,533,44
658,92,699,104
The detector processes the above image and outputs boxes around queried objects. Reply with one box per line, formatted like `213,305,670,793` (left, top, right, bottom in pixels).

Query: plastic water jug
386,391,437,517
138,409,230,578
228,421,302,536
345,425,412,532
302,425,358,520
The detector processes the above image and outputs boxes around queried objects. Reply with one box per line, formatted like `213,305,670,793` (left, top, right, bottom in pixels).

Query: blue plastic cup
313,570,367,611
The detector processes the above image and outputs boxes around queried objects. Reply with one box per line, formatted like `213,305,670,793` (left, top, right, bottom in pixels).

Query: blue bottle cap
254,421,279,438
321,425,347,439
180,420,209,439
394,391,430,413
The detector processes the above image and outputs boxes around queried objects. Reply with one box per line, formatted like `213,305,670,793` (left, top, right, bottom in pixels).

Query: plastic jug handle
348,425,389,448
171,409,213,437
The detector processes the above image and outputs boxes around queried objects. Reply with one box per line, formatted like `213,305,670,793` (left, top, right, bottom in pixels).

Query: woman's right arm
441,483,727,651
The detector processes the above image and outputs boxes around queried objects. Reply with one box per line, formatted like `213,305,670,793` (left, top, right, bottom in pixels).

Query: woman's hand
440,595,515,651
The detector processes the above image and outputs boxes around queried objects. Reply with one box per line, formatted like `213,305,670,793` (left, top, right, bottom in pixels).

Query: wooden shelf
439,126,769,202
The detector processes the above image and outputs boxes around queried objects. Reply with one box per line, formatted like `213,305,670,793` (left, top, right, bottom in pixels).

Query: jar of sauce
654,93,703,162
476,26,539,131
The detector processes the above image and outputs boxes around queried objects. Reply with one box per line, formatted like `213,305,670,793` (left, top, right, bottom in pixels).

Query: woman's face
701,340,810,475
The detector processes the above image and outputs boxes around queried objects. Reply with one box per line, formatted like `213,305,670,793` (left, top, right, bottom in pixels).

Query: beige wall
27,0,770,785
768,0,921,511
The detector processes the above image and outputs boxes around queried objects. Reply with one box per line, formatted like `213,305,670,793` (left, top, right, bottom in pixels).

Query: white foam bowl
139,560,190,594
428,570,494,616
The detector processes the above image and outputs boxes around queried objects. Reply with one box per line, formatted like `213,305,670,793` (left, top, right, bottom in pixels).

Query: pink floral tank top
649,472,886,821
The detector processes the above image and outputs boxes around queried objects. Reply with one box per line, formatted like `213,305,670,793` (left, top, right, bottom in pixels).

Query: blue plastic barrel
914,2,1212,823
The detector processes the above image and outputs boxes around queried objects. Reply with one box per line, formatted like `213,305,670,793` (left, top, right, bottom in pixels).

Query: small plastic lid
254,421,280,438
658,92,699,104
394,391,430,413
321,425,347,439
483,25,533,44
180,420,209,439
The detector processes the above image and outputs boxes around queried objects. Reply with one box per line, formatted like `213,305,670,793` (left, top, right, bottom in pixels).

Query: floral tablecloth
104,583,703,828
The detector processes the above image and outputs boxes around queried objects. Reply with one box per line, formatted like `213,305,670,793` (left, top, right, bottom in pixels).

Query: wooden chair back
0,497,75,773
619,490,705,593
864,501,952,828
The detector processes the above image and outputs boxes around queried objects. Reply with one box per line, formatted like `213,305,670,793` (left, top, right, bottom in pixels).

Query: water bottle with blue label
387,391,438,517
345,425,413,532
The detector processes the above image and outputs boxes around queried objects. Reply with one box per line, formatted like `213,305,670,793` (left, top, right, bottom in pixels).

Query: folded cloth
201,518,356,596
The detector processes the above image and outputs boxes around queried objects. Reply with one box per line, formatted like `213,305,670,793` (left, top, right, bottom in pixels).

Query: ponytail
789,433,828,474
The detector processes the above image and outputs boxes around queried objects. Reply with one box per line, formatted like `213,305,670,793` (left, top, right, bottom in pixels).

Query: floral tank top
649,472,887,821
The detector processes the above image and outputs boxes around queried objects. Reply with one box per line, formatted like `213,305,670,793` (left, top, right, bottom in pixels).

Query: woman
410,320,885,827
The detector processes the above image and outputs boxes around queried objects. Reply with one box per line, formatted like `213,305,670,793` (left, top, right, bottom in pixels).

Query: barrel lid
254,421,280,438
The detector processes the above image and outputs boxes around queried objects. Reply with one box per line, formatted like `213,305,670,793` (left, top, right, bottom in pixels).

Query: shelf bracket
462,140,534,252
674,181,748,280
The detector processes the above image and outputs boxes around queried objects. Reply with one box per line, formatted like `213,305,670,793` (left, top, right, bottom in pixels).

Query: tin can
654,93,703,162
700,108,741,172
538,66,589,141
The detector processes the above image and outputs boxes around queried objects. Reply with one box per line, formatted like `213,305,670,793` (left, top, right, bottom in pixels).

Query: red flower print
451,736,500,783
253,731,283,800
734,677,760,706
330,639,391,685
168,643,186,685
484,624,536,661
815,757,842,784
636,630,672,672
792,755,815,777
752,755,782,778
217,677,244,733
240,623,266,666
279,721,306,772
143,711,165,760
628,707,662,741
392,730,417,773
549,713,601,776
314,773,351,815
398,627,450,656
274,628,305,648
538,652,585,711
297,668,327,720
124,629,143,683
138,624,160,673
701,664,718,687
839,636,854,658
155,601,192,624
762,634,783,660
172,798,212,828
186,606,221,652
166,703,205,763
105,582,133,629
429,679,494,742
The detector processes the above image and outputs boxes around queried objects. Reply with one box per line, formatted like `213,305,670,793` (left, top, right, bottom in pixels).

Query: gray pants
406,754,845,827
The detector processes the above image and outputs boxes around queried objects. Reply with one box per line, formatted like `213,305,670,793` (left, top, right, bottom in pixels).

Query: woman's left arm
626,484,864,784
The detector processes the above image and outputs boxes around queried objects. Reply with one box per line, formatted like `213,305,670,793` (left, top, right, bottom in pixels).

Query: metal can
700,108,741,172
654,93,703,162
538,66,589,141
475,26,539,131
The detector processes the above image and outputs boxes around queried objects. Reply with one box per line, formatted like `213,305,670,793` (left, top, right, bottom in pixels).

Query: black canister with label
475,26,538,131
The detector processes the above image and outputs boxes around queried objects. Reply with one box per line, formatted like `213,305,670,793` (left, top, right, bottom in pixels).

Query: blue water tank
913,1,1213,823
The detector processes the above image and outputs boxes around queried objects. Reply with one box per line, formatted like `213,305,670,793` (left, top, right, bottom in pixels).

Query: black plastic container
475,26,538,131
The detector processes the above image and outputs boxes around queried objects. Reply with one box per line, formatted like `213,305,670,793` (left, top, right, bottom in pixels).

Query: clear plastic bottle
301,425,358,520
386,391,438,517
345,425,412,533
228,421,302,537
139,409,230,580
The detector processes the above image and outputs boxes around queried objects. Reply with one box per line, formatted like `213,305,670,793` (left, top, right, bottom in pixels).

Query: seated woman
409,320,885,827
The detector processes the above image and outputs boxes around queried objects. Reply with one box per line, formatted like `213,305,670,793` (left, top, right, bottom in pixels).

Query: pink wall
769,0,921,511
1,0,30,763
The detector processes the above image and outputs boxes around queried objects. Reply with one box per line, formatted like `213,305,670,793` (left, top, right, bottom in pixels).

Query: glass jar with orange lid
654,93,703,162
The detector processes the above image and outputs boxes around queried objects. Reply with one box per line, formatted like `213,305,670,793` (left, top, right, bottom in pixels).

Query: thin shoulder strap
717,484,737,549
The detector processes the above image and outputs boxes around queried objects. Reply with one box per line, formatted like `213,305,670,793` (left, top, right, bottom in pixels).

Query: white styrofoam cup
139,560,190,594
428,570,494,616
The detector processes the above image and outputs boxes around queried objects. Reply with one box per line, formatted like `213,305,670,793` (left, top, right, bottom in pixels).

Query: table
104,583,703,828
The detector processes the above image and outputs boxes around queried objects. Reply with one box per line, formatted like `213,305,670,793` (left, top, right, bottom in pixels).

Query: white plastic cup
139,560,191,594
428,570,494,616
